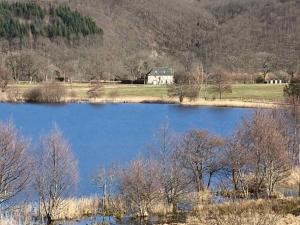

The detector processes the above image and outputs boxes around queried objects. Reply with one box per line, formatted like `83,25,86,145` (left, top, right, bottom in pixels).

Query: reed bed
49,197,100,220
188,198,300,225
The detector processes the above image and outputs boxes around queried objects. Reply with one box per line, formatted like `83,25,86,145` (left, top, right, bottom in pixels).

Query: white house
147,67,174,85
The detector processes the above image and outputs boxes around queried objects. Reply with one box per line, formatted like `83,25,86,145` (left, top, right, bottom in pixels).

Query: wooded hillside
0,0,299,82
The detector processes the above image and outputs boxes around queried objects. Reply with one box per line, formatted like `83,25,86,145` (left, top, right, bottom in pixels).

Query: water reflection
56,215,187,225
54,216,156,225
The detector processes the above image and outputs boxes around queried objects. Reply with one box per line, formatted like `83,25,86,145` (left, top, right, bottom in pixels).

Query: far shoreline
0,95,287,109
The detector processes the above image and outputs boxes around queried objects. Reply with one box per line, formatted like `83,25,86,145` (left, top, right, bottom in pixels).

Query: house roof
149,67,173,76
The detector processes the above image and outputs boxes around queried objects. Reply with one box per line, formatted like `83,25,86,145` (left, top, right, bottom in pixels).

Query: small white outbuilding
147,67,174,85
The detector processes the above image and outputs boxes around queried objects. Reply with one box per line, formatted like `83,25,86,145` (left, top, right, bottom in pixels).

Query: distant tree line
0,0,299,87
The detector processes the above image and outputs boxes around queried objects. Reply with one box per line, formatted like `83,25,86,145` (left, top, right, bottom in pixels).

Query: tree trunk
46,213,52,225
172,201,178,214
179,95,184,103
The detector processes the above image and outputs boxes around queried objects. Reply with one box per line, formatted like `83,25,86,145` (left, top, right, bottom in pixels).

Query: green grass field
218,84,285,101
8,83,285,101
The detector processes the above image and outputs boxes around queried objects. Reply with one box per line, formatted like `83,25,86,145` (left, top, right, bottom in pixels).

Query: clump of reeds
51,197,100,220
189,198,300,225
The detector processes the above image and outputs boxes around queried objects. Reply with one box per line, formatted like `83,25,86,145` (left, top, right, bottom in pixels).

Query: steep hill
1,0,299,81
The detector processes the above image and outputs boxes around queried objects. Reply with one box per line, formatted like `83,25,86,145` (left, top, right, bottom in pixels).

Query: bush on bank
23,82,66,103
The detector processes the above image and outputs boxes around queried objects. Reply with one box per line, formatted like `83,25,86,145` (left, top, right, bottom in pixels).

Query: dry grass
149,202,172,216
2,83,286,108
182,99,283,108
3,197,300,224
0,218,18,225
188,198,300,225
0,197,123,224
51,196,125,221
0,204,35,225
187,213,300,225
50,197,100,220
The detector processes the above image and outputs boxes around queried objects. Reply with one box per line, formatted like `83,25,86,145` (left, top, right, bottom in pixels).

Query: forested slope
0,0,299,81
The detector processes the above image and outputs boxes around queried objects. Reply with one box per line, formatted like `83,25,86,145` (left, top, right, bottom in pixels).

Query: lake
0,103,251,195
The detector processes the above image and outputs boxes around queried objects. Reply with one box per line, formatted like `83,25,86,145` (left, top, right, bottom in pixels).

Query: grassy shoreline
0,95,284,108
0,83,287,108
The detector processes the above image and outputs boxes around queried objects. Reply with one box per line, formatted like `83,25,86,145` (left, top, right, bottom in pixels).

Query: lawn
212,84,285,101
8,83,285,101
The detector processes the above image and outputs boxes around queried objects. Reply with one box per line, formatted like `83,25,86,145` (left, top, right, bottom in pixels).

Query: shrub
0,67,10,92
255,75,265,83
23,82,66,103
23,86,43,102
186,86,200,101
87,83,104,99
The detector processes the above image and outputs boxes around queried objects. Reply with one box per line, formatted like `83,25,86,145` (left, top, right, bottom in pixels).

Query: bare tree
168,73,200,103
92,164,117,215
176,129,224,192
249,110,292,198
118,158,161,217
0,67,10,92
229,110,293,198
149,122,189,213
190,62,205,98
284,75,300,164
87,83,105,99
209,67,232,99
222,130,249,198
34,126,79,224
168,83,188,103
5,54,19,82
123,56,141,84
5,53,39,83
0,121,31,209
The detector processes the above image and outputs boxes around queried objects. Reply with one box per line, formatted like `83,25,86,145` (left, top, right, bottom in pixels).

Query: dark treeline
0,2,101,42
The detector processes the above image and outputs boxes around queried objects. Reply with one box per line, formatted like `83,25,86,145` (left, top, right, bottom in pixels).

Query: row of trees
1,79,299,221
168,66,232,103
93,107,299,217
0,2,45,20
88,0,300,80
0,122,78,224
47,5,102,40
1,0,298,84
100,81,299,215
0,51,64,92
1,108,299,222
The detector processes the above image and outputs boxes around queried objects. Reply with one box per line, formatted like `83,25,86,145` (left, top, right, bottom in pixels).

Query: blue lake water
0,103,251,195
